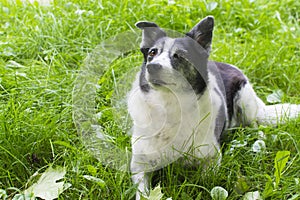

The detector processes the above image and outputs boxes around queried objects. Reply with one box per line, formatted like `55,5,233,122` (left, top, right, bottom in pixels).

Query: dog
127,16,300,199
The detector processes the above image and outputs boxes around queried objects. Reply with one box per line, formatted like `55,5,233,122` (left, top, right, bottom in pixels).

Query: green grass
0,0,300,199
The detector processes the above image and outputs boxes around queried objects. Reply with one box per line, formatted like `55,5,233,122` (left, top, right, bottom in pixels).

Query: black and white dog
127,16,300,199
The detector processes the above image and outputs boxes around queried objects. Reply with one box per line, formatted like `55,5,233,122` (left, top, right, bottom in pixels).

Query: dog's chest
128,87,213,156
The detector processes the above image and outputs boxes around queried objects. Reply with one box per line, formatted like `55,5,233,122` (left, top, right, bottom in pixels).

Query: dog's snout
147,63,162,74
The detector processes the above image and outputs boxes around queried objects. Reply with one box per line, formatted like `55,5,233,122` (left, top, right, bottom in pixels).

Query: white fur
257,103,300,125
231,82,265,126
231,71,300,127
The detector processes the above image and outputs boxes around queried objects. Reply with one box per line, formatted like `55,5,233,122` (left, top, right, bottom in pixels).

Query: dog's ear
186,16,214,52
135,21,166,60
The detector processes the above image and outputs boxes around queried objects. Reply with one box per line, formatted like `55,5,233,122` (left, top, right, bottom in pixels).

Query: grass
0,0,299,199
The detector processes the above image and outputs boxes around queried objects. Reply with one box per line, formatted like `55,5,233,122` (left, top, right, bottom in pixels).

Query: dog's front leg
132,171,149,200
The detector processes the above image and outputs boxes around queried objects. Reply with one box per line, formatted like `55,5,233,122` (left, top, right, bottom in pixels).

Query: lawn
0,0,300,199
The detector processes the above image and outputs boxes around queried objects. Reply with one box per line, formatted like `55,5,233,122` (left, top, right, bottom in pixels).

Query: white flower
252,140,266,153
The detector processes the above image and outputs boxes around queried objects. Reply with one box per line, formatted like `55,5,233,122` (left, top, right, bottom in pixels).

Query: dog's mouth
146,73,177,87
149,79,177,87
149,79,167,86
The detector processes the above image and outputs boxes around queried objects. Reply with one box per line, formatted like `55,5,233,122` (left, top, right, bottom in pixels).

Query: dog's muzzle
146,63,167,86
147,63,162,74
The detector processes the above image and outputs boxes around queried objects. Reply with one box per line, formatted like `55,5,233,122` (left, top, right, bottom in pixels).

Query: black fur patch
170,52,207,95
169,37,209,95
213,88,227,142
139,62,150,92
210,61,248,121
139,47,150,92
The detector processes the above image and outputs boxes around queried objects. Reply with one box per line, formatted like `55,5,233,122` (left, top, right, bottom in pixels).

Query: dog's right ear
135,21,166,61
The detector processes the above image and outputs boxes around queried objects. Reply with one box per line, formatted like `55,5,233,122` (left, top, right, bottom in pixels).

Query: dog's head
136,16,214,94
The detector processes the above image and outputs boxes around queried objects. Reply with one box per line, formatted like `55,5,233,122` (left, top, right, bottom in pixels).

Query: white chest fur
128,73,223,172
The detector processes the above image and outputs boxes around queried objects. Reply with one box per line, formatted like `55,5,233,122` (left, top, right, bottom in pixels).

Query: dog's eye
148,49,158,57
173,50,186,59
173,53,179,59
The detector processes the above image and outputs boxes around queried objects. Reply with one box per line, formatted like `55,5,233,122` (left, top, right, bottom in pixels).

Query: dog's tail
256,103,300,126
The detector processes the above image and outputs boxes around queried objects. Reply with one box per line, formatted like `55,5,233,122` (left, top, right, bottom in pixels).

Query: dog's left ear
135,21,166,60
186,16,214,53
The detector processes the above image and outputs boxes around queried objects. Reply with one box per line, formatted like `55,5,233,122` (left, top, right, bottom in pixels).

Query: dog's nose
147,63,162,74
